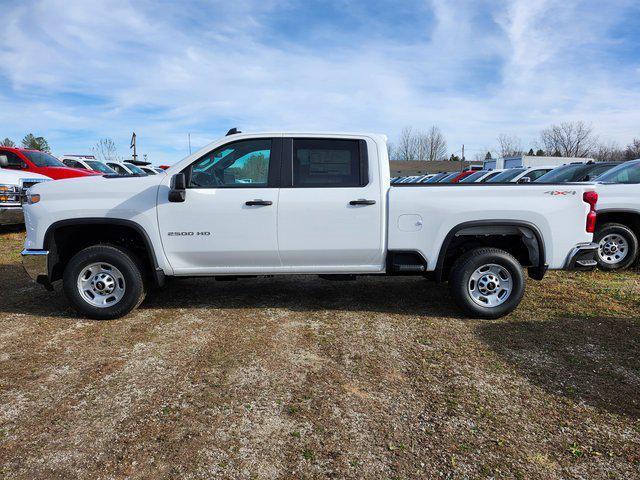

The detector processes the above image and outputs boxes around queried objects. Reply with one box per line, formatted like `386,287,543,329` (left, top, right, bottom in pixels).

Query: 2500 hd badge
167,231,211,236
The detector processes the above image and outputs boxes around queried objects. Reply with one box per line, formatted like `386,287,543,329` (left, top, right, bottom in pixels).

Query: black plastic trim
43,218,163,285
434,220,547,282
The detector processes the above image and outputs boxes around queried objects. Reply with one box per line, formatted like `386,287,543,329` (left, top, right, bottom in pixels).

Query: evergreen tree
21,133,51,152
485,151,492,160
1,138,15,147
527,148,534,155
536,149,545,156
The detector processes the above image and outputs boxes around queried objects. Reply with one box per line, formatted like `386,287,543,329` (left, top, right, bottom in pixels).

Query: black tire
63,244,146,320
594,223,638,271
449,247,525,319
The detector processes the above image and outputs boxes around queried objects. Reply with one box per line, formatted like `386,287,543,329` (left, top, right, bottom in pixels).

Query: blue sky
1,0,639,163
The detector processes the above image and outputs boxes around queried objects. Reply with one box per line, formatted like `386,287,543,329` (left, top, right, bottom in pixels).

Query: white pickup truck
21,131,599,320
590,159,640,270
0,168,50,225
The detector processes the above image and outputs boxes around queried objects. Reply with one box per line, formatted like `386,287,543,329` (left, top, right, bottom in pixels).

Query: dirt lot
0,228,639,479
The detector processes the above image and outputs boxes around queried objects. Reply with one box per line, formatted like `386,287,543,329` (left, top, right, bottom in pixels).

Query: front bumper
0,206,24,225
565,242,598,271
21,249,52,289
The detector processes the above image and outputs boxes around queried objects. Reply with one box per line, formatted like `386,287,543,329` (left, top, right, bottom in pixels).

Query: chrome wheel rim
598,234,628,265
77,262,126,308
468,264,513,307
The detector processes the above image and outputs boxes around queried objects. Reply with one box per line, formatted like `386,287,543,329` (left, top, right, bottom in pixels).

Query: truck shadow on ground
142,275,461,318
477,316,640,419
0,266,461,319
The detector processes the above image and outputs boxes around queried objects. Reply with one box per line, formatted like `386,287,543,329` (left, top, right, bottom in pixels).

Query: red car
451,170,478,182
0,147,99,180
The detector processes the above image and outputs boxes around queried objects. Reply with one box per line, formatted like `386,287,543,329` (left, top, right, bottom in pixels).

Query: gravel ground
0,227,639,479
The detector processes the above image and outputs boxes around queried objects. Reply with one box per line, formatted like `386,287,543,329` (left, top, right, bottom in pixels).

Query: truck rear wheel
63,245,146,320
449,247,525,319
594,223,638,271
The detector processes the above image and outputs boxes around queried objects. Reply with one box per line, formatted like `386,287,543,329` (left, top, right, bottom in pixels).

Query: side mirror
0,155,25,169
517,176,531,183
168,173,186,203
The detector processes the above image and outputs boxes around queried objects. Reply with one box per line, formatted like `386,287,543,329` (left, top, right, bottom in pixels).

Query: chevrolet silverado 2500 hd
21,131,599,319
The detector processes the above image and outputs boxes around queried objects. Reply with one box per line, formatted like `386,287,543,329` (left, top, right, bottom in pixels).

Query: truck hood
0,167,51,184
30,172,164,197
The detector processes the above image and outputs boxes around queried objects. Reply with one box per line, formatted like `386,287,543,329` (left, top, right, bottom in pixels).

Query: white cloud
0,0,638,162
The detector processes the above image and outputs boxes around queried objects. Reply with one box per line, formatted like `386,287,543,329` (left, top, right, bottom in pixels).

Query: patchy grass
0,228,639,479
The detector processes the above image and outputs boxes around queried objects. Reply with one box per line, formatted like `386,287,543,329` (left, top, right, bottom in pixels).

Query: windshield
424,173,447,183
23,151,65,167
438,172,459,183
487,168,526,182
535,164,586,183
123,163,147,175
85,160,116,174
459,170,488,183
597,160,640,184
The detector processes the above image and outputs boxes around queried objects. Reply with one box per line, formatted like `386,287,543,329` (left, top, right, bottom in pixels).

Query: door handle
349,199,376,206
245,199,273,206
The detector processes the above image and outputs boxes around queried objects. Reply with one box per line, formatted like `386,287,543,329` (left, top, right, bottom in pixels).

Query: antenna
130,132,137,162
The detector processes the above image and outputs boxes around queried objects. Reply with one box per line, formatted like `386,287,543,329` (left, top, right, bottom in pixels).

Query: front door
157,137,282,274
277,137,384,272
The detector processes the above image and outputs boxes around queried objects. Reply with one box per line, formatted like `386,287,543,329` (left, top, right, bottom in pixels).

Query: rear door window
292,139,362,187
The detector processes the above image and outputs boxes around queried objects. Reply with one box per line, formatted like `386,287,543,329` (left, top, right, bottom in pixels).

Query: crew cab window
292,139,361,187
187,139,271,188
64,159,85,169
523,169,551,181
107,163,128,175
597,160,640,184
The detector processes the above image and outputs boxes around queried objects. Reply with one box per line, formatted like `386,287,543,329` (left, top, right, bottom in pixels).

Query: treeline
1,134,50,152
389,121,640,162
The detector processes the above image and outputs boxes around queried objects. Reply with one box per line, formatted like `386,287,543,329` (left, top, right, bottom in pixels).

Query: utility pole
461,144,465,170
130,132,137,162
188,133,192,155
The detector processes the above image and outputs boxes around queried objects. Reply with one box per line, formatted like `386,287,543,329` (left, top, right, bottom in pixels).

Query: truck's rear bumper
0,206,24,225
564,242,598,270
21,249,52,289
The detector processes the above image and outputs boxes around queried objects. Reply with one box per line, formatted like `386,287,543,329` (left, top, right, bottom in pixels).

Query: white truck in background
21,131,599,320
0,168,51,225
591,159,640,270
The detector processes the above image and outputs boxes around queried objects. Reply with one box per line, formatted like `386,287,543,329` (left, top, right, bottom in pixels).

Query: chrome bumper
21,249,50,285
565,242,598,270
0,206,24,225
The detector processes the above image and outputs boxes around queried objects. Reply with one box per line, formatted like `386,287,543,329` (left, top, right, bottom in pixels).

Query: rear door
277,137,384,272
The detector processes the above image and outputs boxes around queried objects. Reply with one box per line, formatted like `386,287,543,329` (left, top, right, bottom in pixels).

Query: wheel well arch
43,219,161,284
435,220,546,282
595,210,640,238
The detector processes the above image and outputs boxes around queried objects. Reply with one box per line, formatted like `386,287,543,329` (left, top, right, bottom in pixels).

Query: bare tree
419,126,447,161
92,138,121,162
386,142,396,161
624,138,640,160
593,141,625,162
396,127,419,161
538,121,597,158
496,134,523,158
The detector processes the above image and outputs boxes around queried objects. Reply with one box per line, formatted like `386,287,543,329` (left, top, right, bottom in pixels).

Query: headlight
25,193,41,204
0,184,20,203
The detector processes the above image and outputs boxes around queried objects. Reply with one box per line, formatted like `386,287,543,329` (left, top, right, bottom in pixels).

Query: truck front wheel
449,247,525,319
63,245,146,320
